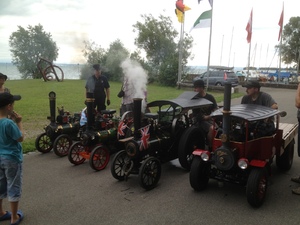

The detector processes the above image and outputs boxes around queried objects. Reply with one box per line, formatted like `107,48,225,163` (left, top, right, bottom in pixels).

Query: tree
278,17,300,73
133,14,193,86
9,24,59,79
105,39,129,81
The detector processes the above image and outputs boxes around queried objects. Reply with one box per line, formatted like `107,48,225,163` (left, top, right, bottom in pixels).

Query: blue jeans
0,156,22,202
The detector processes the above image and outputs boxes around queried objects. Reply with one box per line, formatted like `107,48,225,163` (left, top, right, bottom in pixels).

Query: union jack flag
117,120,128,138
139,125,150,151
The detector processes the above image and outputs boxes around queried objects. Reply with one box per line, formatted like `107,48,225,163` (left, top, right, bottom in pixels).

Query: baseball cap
193,79,206,88
0,73,8,80
92,64,101,71
0,92,21,108
242,80,261,88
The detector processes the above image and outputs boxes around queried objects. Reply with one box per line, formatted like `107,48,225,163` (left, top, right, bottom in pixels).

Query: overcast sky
0,0,297,68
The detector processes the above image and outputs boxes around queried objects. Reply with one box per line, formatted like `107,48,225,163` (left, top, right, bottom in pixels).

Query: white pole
228,27,234,67
206,6,214,87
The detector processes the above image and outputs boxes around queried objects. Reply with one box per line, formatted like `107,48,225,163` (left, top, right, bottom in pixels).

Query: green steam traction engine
67,92,133,171
35,91,81,157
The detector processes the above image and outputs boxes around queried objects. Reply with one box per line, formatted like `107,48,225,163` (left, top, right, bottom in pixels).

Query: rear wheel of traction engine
139,157,161,190
189,156,210,191
53,134,72,157
111,150,129,181
246,167,268,208
178,126,205,171
68,142,86,165
89,145,110,171
276,140,294,171
35,133,53,153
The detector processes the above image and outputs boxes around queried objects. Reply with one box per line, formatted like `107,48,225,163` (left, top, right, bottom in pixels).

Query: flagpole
177,17,184,88
228,27,234,67
206,5,214,87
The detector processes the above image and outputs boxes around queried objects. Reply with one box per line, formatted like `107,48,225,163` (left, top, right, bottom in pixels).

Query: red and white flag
246,9,253,43
139,125,150,151
278,5,284,41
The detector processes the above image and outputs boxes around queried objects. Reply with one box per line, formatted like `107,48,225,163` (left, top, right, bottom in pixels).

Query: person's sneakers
291,176,300,184
292,187,300,195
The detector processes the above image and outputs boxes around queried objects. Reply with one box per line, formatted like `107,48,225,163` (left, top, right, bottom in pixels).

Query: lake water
0,62,84,80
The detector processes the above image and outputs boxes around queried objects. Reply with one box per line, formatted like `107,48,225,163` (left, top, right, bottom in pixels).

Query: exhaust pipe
133,98,143,139
48,91,56,125
222,83,232,149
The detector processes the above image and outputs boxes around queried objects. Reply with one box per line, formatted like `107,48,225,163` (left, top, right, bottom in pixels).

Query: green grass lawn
5,79,243,153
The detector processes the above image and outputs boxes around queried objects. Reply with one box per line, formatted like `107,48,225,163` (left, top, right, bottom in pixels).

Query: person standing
241,80,278,109
119,77,134,116
192,79,218,150
0,73,10,94
0,92,24,225
85,64,110,112
291,83,300,195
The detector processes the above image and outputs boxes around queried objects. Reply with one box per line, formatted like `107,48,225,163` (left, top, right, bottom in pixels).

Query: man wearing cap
0,92,24,224
85,64,110,112
192,79,218,149
241,80,278,109
0,73,10,94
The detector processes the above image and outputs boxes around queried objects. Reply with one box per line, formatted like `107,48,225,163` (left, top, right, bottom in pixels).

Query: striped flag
190,9,212,32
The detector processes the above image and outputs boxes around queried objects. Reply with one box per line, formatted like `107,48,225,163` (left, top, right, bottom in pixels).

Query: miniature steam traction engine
67,92,133,171
110,92,213,190
189,83,298,208
35,91,81,156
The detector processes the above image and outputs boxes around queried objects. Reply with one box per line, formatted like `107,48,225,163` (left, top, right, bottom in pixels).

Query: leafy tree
133,14,193,86
104,39,129,81
9,24,58,79
278,17,300,73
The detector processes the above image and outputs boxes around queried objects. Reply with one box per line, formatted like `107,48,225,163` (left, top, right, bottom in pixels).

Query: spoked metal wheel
68,142,86,165
139,157,161,190
53,134,72,157
35,133,53,153
111,150,131,181
89,145,110,171
246,167,268,208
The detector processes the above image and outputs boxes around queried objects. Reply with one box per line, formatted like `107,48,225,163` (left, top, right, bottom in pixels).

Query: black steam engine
110,93,213,190
67,92,133,171
35,91,81,157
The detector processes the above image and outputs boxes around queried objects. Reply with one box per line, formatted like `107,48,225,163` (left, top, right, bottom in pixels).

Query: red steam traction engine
67,92,133,171
189,83,298,207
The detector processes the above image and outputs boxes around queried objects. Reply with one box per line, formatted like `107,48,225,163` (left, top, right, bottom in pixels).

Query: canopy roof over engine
211,104,279,121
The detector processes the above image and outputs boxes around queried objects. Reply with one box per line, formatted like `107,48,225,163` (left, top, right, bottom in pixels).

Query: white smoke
120,58,148,112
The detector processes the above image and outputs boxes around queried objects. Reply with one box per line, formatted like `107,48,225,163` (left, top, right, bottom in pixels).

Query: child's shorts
0,156,23,202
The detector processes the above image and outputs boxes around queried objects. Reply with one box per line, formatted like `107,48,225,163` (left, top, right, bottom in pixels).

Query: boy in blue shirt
0,92,24,225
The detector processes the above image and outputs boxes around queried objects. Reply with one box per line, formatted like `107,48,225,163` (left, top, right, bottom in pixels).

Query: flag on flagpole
190,9,212,32
175,0,191,23
246,9,253,43
278,5,284,41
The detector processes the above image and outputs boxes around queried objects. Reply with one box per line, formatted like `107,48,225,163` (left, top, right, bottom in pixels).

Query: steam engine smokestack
48,91,56,125
222,83,232,149
133,98,143,139
86,92,95,131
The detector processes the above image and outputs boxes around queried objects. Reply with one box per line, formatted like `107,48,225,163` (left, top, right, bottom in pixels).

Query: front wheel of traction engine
246,167,268,208
189,156,210,191
68,142,86,165
111,150,130,181
89,145,110,171
139,157,161,190
35,133,53,153
53,134,72,157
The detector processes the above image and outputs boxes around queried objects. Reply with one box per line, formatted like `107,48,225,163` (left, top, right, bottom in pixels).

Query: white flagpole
177,16,184,88
206,5,214,87
228,27,234,67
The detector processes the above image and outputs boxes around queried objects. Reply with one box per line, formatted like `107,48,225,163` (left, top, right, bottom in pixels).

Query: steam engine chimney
86,92,95,131
48,91,56,125
222,83,232,149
